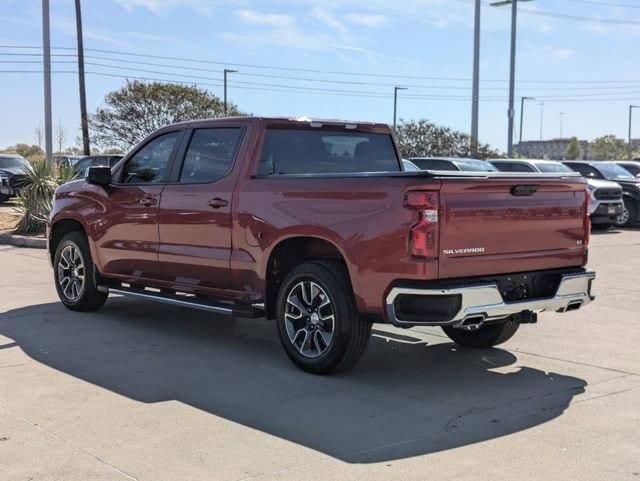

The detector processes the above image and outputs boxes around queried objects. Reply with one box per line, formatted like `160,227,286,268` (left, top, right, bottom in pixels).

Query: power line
1,69,638,104
2,44,640,85
564,0,640,10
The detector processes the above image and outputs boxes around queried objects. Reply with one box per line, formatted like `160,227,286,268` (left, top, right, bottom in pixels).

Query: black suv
0,154,28,202
563,161,640,227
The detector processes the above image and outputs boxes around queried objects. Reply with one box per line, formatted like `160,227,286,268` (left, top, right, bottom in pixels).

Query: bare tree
55,120,66,154
34,121,43,148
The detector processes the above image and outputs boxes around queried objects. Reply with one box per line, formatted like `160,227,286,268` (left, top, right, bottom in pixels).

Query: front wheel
276,261,371,374
442,320,519,348
617,198,638,227
53,232,108,311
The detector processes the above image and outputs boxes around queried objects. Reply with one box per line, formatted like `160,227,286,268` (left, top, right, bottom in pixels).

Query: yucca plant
14,159,79,234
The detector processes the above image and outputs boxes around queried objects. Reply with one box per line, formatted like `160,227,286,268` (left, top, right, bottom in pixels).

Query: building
514,138,640,160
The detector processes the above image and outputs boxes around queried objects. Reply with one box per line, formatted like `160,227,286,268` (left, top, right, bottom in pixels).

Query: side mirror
86,165,112,187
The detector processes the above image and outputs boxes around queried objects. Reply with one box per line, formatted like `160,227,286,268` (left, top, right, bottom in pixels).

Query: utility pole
519,96,534,145
470,0,481,157
393,86,408,131
223,69,238,115
42,0,53,163
560,112,564,138
75,0,90,155
539,101,544,141
629,105,639,159
490,0,534,157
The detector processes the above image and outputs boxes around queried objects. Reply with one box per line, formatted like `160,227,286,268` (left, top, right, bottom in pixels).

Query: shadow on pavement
0,298,587,463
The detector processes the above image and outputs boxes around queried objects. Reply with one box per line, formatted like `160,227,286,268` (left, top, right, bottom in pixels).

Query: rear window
258,129,400,175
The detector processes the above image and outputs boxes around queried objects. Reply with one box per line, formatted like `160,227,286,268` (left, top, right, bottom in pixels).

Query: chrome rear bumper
385,271,595,328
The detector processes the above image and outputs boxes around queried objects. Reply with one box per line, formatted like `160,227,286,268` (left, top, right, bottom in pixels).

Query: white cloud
312,8,347,32
114,0,216,16
550,47,574,61
345,13,388,28
236,9,295,28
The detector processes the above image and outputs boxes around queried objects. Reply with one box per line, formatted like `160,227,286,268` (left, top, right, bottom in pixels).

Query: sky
1,0,640,152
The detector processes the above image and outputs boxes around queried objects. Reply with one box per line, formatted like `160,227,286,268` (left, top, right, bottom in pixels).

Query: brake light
404,191,439,258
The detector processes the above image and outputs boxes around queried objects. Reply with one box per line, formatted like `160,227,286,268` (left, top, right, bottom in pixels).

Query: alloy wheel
57,244,86,302
284,281,336,358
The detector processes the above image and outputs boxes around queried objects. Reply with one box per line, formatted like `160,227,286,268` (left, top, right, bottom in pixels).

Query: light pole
223,69,238,115
628,105,640,159
560,112,564,138
519,96,535,145
42,0,53,162
393,86,408,131
75,0,90,155
490,0,534,157
539,101,544,141
470,0,481,157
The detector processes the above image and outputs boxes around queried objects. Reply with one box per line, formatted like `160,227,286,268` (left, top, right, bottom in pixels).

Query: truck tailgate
438,177,588,279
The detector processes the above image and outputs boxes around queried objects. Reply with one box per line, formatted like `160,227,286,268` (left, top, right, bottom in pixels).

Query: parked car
402,159,420,171
53,155,87,167
72,155,123,176
563,161,640,227
408,157,498,172
490,159,624,228
614,161,640,178
47,117,595,374
0,154,29,202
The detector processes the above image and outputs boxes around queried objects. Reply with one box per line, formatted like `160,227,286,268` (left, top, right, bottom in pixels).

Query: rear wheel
442,320,519,348
275,261,371,374
53,232,108,311
0,194,9,203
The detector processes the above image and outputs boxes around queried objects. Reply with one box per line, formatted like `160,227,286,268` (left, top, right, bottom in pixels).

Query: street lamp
519,96,535,145
490,0,535,156
628,105,640,159
393,86,408,131
560,112,565,138
223,69,238,115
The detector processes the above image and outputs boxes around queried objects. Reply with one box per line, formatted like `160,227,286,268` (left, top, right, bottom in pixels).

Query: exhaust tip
565,301,582,312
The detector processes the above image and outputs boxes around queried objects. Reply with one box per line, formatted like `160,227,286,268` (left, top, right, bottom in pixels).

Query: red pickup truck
47,117,595,374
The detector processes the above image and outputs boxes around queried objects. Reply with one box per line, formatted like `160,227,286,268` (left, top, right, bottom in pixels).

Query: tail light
584,186,591,248
405,191,439,258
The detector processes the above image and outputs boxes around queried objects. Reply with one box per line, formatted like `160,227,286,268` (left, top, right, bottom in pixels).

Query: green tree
565,137,581,160
1,143,44,160
395,119,500,159
589,135,627,160
91,80,245,151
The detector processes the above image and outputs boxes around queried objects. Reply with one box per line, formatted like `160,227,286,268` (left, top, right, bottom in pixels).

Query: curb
0,233,46,249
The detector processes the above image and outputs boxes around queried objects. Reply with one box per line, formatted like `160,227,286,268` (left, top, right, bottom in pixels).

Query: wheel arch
263,235,355,320
48,217,88,265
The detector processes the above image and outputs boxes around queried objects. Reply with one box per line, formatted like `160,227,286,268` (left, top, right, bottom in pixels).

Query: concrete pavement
0,229,639,481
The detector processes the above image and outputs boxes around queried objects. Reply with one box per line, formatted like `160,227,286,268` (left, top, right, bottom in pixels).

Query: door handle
207,198,229,209
140,196,157,207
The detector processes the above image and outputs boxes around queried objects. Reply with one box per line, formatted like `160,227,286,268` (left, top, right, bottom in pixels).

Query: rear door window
258,129,399,175
179,128,243,183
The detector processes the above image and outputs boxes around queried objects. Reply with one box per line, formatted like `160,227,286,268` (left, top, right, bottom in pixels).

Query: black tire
275,260,371,374
53,231,108,311
617,198,638,227
442,320,520,348
0,194,9,203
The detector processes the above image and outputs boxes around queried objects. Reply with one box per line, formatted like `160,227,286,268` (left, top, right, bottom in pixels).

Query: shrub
14,159,78,234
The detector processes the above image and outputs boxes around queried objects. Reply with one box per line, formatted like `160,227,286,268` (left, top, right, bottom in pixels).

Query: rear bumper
385,270,595,328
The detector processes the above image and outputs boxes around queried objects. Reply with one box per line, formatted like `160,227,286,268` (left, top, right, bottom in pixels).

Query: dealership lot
0,229,639,481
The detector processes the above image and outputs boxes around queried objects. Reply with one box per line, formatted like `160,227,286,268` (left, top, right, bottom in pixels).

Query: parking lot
0,228,638,481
